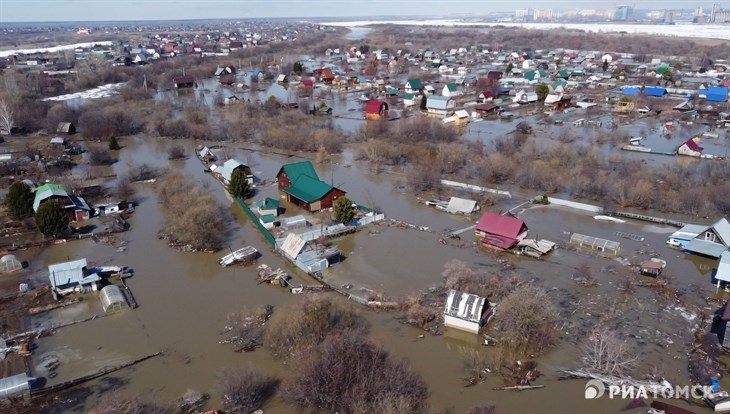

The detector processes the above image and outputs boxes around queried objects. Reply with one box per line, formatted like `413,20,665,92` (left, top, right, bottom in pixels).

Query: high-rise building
614,5,634,21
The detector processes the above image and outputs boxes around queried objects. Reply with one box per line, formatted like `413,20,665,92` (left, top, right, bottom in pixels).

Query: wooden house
364,100,389,120
173,76,195,89
684,218,730,259
676,137,704,157
276,161,346,212
426,96,455,116
33,183,91,222
475,212,528,250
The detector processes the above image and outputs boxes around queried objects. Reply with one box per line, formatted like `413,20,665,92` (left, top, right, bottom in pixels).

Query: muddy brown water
27,136,721,413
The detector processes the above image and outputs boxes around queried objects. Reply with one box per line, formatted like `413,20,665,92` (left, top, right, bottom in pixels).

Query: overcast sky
0,0,725,23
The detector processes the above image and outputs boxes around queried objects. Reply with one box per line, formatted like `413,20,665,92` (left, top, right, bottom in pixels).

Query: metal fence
235,198,276,247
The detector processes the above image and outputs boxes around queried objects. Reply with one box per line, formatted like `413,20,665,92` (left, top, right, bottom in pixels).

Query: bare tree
0,99,14,135
581,327,638,377
86,392,173,414
217,367,278,413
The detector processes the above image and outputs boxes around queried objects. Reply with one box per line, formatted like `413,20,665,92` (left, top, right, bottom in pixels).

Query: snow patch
42,83,125,102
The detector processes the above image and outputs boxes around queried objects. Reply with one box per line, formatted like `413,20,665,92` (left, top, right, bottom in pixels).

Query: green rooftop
446,83,457,92
257,197,280,210
281,161,319,183
406,79,422,89
284,175,337,203
260,214,277,223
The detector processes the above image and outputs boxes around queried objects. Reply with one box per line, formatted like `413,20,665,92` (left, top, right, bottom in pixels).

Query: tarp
623,87,640,96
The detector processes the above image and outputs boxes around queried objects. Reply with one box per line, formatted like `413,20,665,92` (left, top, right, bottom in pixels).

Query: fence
235,198,276,247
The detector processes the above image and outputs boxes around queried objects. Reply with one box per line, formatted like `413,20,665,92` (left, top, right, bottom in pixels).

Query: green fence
235,197,276,247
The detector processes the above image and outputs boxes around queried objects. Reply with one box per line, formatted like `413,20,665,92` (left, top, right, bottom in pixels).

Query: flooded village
0,12,730,414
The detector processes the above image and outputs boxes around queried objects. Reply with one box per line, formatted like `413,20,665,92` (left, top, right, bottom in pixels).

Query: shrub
492,285,559,356
281,332,429,414
264,296,368,357
217,367,278,413
86,392,173,414
167,144,186,160
88,146,114,165
109,136,120,150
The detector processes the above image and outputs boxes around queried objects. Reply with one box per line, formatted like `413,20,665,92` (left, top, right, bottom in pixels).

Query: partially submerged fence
235,198,276,247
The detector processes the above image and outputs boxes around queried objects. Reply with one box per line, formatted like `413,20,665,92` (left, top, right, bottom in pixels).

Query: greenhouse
0,254,22,273
570,233,621,255
99,284,128,313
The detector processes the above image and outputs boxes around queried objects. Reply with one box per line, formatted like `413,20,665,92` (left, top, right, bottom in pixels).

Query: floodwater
27,134,723,414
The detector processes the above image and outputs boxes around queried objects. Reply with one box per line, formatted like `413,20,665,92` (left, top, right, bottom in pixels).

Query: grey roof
199,146,212,158
716,251,730,283
672,224,708,240
444,289,485,324
711,218,730,246
427,95,452,110
445,197,477,214
215,158,246,183
48,258,99,289
685,239,728,259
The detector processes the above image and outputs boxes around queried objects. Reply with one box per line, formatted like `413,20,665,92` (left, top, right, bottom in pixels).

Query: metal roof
215,158,246,183
279,161,319,183
256,197,280,210
280,233,306,259
711,218,730,246
444,289,486,324
445,197,477,214
476,212,526,238
671,224,707,240
283,174,338,203
685,239,727,259
427,95,452,110
48,258,99,289
717,251,730,283
33,183,68,212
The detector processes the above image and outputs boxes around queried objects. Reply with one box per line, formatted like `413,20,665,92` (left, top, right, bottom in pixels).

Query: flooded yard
19,133,723,414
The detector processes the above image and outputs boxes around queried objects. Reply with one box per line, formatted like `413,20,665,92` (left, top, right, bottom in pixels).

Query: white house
443,289,493,334
442,83,461,97
684,218,730,259
48,258,101,298
403,93,417,107
404,79,422,95
514,89,538,104
426,96,455,116
211,159,253,185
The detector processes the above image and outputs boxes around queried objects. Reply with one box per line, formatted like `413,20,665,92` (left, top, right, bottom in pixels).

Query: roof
50,136,65,144
445,83,458,92
284,174,339,203
641,260,664,269
48,258,99,289
257,197,280,210
174,76,194,85
517,239,557,254
717,251,730,283
644,87,667,97
215,158,247,182
280,233,306,259
685,239,727,259
33,183,68,212
404,93,415,100
406,79,422,89
670,224,707,240
446,197,477,214
710,218,730,246
279,160,319,183
365,100,387,114
0,373,30,398
260,214,277,223
427,95,452,110
444,289,486,324
100,284,127,312
623,87,640,96
706,86,728,102
680,138,704,153
475,212,526,238
475,103,498,112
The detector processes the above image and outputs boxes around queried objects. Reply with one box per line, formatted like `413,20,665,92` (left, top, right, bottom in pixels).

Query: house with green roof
442,83,460,97
405,79,422,94
256,197,281,216
276,161,346,212
33,183,92,222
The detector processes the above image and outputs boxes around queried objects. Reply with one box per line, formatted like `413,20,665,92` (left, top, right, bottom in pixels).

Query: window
705,231,717,243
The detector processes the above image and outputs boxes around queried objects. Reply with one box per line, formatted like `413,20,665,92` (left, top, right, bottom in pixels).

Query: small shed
640,260,664,277
260,214,277,229
56,122,76,134
443,289,493,334
99,284,128,313
0,254,22,273
257,197,280,216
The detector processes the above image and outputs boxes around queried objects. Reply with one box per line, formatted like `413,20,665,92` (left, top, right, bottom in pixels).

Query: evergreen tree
333,197,355,224
536,84,550,101
505,62,514,74
292,61,303,74
109,136,120,150
35,200,68,238
420,95,427,111
228,169,252,199
602,59,609,72
6,181,34,220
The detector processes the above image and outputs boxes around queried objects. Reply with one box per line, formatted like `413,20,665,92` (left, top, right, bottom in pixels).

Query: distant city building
533,9,555,21
711,3,730,22
694,5,705,16
515,8,534,22
614,5,634,21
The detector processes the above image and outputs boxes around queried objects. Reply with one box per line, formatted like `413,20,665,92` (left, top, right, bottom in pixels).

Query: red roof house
676,137,704,157
320,69,335,83
475,212,528,250
364,100,389,120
